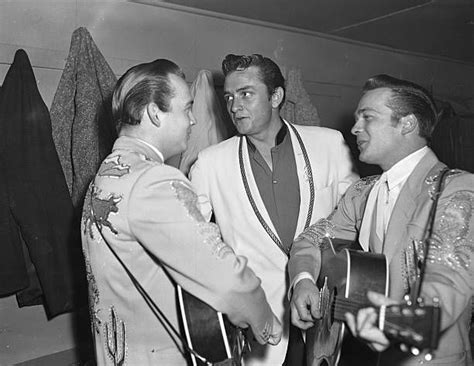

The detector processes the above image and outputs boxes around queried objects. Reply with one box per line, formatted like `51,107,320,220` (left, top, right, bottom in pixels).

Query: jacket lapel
286,121,312,237
239,137,281,242
383,149,440,262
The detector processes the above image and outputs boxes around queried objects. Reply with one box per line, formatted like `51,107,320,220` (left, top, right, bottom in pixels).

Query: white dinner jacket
190,121,357,365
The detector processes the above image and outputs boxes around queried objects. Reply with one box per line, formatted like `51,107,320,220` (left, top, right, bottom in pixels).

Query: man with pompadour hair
190,53,358,365
81,58,281,366
290,74,474,365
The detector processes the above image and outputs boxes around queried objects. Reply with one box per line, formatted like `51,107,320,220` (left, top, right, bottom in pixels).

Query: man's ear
400,114,418,135
271,87,284,109
147,102,162,128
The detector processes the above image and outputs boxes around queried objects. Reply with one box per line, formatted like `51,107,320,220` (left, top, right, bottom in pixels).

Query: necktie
371,173,390,252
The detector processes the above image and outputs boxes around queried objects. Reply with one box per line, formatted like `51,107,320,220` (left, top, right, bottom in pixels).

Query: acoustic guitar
177,285,247,366
306,242,441,366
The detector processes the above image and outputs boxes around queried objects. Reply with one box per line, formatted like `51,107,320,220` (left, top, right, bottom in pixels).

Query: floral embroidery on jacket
428,190,474,271
401,238,426,294
352,175,379,194
171,181,204,222
425,168,463,199
171,180,233,258
296,218,336,249
83,255,102,334
401,190,473,292
198,222,234,258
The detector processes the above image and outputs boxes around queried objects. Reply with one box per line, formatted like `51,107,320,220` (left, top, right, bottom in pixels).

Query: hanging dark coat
0,49,80,318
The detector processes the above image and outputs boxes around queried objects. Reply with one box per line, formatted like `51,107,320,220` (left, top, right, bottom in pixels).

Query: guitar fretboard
333,297,369,322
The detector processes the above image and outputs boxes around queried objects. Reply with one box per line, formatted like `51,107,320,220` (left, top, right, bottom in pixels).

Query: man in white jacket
190,54,358,365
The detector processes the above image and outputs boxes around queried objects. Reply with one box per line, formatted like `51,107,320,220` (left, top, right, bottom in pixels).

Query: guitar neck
332,297,365,323
332,296,441,351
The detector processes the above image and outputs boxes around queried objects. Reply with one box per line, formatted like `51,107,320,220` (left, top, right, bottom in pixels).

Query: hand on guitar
344,291,397,352
230,312,282,346
267,313,283,346
251,313,283,346
290,278,321,330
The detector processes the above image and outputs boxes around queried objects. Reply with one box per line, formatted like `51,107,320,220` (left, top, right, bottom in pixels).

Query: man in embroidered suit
190,54,358,365
81,59,282,366
289,74,474,365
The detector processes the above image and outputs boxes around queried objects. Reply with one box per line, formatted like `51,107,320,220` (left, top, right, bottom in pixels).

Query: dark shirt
247,123,300,251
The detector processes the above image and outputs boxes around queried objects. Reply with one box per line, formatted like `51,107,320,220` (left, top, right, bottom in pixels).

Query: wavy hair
112,59,185,131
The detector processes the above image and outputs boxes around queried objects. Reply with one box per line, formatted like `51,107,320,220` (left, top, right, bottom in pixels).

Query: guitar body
307,242,389,366
177,285,241,366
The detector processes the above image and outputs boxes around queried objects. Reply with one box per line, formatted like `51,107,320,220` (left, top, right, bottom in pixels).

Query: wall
1,0,473,364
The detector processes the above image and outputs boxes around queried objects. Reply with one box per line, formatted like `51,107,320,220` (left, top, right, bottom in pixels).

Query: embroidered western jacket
290,148,474,365
81,136,274,365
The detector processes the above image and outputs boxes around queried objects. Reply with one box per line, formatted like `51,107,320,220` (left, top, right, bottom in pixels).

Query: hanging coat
50,27,117,210
166,69,233,175
0,49,81,318
281,67,321,126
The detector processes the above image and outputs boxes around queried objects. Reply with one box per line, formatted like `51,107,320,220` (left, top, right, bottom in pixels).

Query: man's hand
344,291,397,352
252,314,282,345
267,314,282,345
290,279,321,330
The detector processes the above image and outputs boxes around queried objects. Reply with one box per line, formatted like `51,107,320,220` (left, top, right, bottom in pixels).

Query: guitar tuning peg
410,347,420,356
424,353,433,361
403,294,413,306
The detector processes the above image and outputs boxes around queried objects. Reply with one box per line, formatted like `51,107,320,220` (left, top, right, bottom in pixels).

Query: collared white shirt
359,146,429,251
291,146,429,294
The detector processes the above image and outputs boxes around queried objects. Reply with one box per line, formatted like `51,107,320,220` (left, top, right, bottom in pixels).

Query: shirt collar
385,146,429,190
246,123,289,153
275,123,288,145
134,137,165,162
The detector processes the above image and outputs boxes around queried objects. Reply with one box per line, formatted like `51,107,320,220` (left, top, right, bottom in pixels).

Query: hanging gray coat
50,27,117,210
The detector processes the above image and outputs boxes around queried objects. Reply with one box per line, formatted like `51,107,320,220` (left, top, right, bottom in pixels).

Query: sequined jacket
289,148,474,365
81,136,274,365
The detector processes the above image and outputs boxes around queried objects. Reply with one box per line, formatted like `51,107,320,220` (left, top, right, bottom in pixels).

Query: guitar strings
332,299,417,333
334,298,369,314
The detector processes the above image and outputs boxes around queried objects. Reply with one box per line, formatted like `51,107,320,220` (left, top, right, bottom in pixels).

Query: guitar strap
93,217,242,366
414,166,451,299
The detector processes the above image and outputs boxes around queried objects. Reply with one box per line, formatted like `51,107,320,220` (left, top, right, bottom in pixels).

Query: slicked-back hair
363,74,438,140
112,59,185,131
222,54,285,105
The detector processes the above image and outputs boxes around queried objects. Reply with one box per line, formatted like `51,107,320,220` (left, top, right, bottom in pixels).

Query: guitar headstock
381,297,440,358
